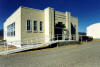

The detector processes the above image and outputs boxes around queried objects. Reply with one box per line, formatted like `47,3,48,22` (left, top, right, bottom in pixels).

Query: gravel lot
0,42,100,67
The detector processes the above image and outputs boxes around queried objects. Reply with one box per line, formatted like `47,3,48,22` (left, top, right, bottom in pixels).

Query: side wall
4,7,21,47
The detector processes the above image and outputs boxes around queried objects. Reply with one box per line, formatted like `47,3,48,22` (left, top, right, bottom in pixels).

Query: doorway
55,22,66,40
71,23,76,40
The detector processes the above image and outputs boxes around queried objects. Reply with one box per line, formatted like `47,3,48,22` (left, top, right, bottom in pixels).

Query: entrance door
62,29,69,40
71,23,76,40
55,22,66,40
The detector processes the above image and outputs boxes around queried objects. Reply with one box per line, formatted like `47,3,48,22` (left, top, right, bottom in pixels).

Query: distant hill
0,29,3,36
79,32,86,35
0,29,3,40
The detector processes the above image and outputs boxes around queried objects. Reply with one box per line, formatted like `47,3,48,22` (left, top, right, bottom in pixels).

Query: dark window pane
40,21,43,32
27,20,31,31
33,21,37,32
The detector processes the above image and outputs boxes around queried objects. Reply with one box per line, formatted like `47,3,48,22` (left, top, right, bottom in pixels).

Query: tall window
39,21,43,32
27,20,31,31
33,21,37,32
13,23,15,36
7,23,15,36
7,25,10,36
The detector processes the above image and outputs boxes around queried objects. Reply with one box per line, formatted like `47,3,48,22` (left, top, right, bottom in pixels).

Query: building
87,23,100,39
4,6,79,47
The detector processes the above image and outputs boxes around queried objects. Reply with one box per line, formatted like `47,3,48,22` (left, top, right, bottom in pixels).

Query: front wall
21,7,45,43
55,11,67,27
54,11,69,39
54,11,78,40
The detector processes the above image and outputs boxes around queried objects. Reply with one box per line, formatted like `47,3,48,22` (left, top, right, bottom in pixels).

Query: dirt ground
0,45,17,52
93,39,100,42
0,42,100,67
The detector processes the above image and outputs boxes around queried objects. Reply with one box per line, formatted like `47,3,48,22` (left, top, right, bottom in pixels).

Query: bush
79,35,93,42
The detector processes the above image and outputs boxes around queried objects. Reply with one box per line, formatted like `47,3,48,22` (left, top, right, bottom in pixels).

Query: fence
0,34,76,53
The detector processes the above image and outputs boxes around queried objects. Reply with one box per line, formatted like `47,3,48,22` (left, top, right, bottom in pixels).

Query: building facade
87,23,100,39
4,6,79,47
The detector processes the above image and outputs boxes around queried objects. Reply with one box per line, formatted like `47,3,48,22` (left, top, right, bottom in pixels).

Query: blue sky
0,0,100,32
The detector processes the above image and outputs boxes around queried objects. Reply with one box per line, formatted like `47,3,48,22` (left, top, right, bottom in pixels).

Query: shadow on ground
15,41,81,54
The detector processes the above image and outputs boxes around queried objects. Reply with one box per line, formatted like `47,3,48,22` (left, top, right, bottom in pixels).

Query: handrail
3,34,76,47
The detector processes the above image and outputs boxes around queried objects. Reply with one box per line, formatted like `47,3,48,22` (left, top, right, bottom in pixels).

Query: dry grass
0,36,3,40
0,45,18,52
93,39,100,42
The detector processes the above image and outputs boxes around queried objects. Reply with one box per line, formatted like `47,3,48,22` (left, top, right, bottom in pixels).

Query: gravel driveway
0,42,100,67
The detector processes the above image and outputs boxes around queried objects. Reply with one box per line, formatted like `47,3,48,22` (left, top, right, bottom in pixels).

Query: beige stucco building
4,6,79,47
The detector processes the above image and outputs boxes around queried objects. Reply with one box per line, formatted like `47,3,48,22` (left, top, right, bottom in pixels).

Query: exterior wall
70,16,79,41
44,7,54,43
54,11,78,40
54,11,69,39
4,7,21,47
21,7,45,44
87,23,100,39
65,12,71,40
55,11,66,25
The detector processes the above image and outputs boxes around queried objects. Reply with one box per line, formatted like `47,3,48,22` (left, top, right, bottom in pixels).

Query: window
26,20,31,32
39,21,43,32
11,24,13,36
7,23,15,36
13,23,15,36
33,21,37,32
7,25,10,36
